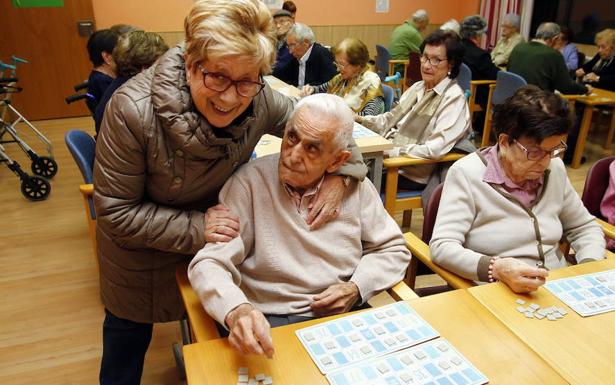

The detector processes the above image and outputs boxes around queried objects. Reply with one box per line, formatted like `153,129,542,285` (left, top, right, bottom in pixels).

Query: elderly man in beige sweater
188,94,411,358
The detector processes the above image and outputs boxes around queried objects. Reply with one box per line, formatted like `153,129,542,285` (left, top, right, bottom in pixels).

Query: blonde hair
596,28,615,47
113,31,168,77
184,0,276,75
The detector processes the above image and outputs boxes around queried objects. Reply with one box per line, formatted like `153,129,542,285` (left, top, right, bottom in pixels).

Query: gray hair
502,13,520,29
291,94,353,151
460,15,488,40
412,9,429,23
287,23,315,44
440,19,460,34
536,22,561,40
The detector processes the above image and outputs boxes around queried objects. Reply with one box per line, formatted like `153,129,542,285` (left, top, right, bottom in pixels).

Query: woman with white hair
93,1,366,383
491,13,525,67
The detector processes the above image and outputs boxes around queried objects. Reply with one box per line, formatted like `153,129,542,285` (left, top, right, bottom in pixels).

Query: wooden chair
468,80,496,121
176,264,418,343
402,183,474,290
383,153,466,227
581,156,615,240
79,183,97,259
481,71,527,146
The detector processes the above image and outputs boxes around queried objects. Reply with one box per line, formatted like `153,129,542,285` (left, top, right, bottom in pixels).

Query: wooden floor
0,114,610,384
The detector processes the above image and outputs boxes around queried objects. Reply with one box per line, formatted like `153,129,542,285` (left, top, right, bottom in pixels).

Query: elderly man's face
287,34,311,59
274,16,293,38
501,22,517,38
279,108,349,191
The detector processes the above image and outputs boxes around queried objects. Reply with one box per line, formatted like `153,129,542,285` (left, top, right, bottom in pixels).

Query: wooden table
260,76,393,192
183,290,566,385
469,258,615,385
567,87,615,168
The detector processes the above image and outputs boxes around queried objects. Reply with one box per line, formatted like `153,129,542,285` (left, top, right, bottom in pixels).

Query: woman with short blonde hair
94,1,366,383
301,37,384,116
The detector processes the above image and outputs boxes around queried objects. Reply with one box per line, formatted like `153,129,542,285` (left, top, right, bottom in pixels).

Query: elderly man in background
189,94,411,357
508,22,588,95
272,23,337,87
272,9,295,75
491,13,524,67
389,9,429,60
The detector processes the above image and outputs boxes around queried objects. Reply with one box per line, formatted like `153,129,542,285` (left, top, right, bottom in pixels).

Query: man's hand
310,282,360,316
204,204,240,243
307,175,346,230
225,304,274,358
492,258,549,293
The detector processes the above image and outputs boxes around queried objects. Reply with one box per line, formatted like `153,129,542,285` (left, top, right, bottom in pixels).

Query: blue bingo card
326,338,488,385
544,268,615,317
296,302,439,374
352,122,379,138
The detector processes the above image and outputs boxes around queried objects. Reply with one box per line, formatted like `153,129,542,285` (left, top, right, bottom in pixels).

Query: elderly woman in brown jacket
93,1,366,383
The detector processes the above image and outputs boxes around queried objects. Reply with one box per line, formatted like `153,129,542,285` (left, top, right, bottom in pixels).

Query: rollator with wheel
0,57,57,200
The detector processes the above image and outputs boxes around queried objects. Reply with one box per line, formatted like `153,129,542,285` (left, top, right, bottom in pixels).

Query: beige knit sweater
188,154,411,325
430,152,605,282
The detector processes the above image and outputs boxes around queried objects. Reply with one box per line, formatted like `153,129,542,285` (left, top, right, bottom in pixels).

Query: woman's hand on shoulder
307,175,347,230
492,257,549,293
204,204,240,243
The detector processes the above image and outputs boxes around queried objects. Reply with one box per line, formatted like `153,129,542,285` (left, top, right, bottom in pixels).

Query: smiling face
278,108,348,191
498,134,567,183
186,56,260,128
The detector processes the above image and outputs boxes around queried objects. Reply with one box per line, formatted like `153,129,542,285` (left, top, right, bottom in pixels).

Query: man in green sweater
508,22,588,95
389,9,429,60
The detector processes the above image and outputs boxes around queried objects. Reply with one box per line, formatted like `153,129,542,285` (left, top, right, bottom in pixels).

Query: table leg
606,109,615,150
364,151,384,194
572,105,594,169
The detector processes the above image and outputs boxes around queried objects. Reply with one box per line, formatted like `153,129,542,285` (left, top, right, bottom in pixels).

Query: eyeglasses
419,55,448,66
334,61,350,69
514,140,568,161
197,65,264,98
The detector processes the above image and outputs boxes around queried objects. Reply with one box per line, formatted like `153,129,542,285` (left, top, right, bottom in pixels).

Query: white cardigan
430,151,605,282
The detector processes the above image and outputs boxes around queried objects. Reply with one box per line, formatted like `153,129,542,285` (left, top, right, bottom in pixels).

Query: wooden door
0,0,94,120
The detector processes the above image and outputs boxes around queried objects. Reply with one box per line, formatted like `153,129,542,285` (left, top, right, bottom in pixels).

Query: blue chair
457,63,472,99
64,129,97,257
382,84,395,112
375,44,391,81
481,71,527,146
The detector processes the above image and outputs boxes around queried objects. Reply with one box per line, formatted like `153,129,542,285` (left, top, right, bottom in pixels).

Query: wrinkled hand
307,175,346,230
204,204,239,243
225,304,274,358
299,85,314,97
492,258,548,293
584,72,599,83
310,282,360,316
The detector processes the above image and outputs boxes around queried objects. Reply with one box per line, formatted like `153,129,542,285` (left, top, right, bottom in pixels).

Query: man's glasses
197,64,264,98
514,140,568,161
419,55,448,66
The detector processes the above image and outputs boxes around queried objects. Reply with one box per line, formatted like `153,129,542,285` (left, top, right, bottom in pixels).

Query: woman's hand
583,72,599,83
307,175,346,230
492,258,549,293
299,85,314,97
204,204,240,243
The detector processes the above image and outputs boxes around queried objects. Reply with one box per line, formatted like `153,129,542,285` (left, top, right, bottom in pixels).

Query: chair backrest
421,183,445,244
456,63,472,95
581,156,615,218
492,71,527,105
405,51,422,88
382,84,395,112
375,45,391,81
65,129,96,184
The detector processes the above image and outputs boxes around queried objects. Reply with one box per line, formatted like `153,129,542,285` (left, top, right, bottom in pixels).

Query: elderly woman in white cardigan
430,85,605,293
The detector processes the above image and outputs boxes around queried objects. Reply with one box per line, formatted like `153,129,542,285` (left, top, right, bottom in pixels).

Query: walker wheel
31,156,58,179
20,176,51,201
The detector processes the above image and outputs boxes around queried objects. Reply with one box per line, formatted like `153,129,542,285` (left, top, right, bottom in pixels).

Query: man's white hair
287,23,315,44
503,13,521,29
291,94,353,151
412,9,429,23
536,22,561,41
